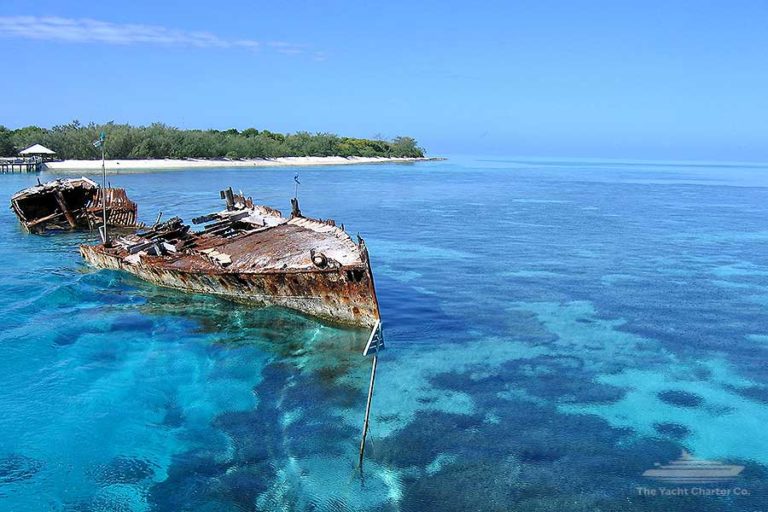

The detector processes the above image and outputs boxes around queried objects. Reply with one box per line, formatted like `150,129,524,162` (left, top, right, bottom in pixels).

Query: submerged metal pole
358,301,384,469
358,353,378,468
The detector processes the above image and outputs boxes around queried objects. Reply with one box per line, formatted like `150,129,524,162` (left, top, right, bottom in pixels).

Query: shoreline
44,156,439,172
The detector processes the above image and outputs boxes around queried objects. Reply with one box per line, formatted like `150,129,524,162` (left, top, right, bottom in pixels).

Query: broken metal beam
192,213,219,225
54,191,78,228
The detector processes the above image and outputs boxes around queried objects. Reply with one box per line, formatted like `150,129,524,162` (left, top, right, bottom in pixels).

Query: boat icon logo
642,450,744,484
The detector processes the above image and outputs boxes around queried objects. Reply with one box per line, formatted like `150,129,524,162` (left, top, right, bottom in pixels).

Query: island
0,121,430,171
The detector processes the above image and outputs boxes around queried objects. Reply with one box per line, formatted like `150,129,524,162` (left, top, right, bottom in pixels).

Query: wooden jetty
2,144,57,173
0,156,43,173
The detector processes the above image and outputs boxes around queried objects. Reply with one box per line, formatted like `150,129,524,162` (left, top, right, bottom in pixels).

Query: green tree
390,136,424,158
5,122,425,161
0,126,15,157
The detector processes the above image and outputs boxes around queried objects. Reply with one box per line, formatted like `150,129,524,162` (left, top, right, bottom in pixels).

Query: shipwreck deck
80,190,381,327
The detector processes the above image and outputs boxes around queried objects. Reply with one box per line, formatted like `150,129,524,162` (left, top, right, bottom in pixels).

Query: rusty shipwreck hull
79,244,380,326
79,189,381,328
10,177,140,233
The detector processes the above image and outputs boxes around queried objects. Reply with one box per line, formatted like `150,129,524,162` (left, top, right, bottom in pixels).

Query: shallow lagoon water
0,157,767,511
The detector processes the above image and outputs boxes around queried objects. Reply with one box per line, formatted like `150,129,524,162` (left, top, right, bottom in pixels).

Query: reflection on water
0,157,767,511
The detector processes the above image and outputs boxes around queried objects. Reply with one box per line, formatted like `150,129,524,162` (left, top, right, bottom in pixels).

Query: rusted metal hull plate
80,244,380,327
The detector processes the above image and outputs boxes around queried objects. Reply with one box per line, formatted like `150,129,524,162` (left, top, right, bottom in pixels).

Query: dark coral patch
91,456,156,485
434,355,626,406
53,332,77,346
728,385,768,405
657,390,703,408
653,422,689,440
149,361,364,510
162,400,186,428
0,454,42,484
111,314,155,332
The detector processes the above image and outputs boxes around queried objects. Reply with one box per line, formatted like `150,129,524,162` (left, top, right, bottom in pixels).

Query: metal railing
0,156,43,173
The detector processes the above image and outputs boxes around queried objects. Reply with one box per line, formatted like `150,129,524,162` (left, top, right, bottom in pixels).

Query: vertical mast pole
101,134,108,244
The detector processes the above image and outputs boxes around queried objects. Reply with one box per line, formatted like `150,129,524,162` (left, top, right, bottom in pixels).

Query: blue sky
1,1,767,160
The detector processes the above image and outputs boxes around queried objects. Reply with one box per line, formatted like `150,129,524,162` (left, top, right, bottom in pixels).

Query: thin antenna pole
101,138,108,244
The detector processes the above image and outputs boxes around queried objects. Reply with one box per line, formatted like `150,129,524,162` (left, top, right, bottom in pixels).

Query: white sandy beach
44,156,431,172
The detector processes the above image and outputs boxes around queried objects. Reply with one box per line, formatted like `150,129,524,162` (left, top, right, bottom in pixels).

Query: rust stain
10,177,141,233
79,188,382,328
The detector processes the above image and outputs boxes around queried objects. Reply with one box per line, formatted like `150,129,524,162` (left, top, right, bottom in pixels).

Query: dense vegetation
0,122,425,160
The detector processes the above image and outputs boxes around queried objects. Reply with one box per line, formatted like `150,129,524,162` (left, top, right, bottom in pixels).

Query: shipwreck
10,177,140,233
79,188,382,328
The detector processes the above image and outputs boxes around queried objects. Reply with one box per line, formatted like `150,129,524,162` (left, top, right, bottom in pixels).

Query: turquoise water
1,157,767,511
